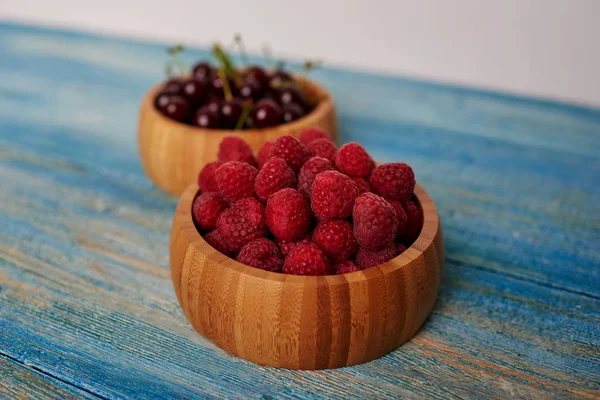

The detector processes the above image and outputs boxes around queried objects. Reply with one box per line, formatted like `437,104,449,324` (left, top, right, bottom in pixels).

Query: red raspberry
388,200,408,239
216,198,266,251
311,171,360,219
356,244,399,269
334,142,374,178
335,260,360,274
254,157,296,202
297,157,334,198
256,140,273,168
368,163,415,202
192,192,229,231
269,135,309,173
275,232,313,257
266,188,312,241
307,138,337,161
352,177,371,194
197,161,222,192
203,229,233,256
313,219,357,262
353,193,398,250
215,161,258,204
298,128,330,145
218,136,257,166
283,242,333,276
401,200,423,245
236,238,283,272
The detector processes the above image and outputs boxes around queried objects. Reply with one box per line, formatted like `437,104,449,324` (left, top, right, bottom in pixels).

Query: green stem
235,102,253,130
217,68,233,102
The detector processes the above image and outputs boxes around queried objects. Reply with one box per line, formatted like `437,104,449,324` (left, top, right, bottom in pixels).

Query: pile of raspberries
192,129,422,275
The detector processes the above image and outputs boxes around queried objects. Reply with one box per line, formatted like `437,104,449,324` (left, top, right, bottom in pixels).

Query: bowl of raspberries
138,47,337,196
170,131,443,369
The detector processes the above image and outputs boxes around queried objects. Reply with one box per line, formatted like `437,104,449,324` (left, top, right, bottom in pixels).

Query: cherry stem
234,34,250,66
217,68,233,102
235,101,253,130
165,44,188,78
212,43,239,80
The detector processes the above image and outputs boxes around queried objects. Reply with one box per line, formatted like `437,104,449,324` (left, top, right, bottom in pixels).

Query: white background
2,0,600,107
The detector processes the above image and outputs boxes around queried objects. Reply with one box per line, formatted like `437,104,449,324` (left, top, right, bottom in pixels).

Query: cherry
192,62,213,83
182,79,209,106
162,96,190,122
239,79,265,101
205,99,222,114
164,78,184,94
210,73,238,98
246,66,270,87
277,86,308,111
270,70,292,88
154,92,171,110
251,99,282,128
220,99,243,128
193,106,221,129
281,103,305,123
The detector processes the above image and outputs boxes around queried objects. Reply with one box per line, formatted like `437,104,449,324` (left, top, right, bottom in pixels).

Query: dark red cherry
277,86,308,111
162,96,190,122
164,78,184,94
270,70,292,88
246,66,270,87
220,99,243,129
192,62,213,83
239,79,265,101
210,73,238,98
182,79,209,106
251,99,282,128
193,106,221,129
205,99,222,115
154,92,171,110
281,103,305,123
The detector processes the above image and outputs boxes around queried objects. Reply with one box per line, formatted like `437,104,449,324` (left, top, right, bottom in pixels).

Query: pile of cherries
154,63,315,129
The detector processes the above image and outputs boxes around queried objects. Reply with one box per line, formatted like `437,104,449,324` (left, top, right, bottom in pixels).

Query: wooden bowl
169,183,444,369
138,78,338,196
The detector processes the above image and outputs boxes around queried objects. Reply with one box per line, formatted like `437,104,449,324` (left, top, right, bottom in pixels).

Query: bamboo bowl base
138,78,337,196
169,183,444,369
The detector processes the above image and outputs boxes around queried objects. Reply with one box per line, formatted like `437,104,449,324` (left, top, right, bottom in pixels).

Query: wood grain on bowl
139,77,337,196
169,183,443,369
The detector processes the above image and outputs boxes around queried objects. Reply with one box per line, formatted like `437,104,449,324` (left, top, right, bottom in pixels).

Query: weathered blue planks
0,22,599,399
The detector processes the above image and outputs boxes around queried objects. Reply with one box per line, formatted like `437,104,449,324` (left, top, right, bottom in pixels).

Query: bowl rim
142,75,334,135
174,182,440,287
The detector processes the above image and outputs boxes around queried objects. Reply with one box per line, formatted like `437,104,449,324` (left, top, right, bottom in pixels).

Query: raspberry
335,260,360,274
297,157,334,198
275,232,313,257
266,188,312,241
313,219,357,262
401,200,423,245
269,135,309,173
334,142,374,178
311,171,360,219
307,138,337,161
254,157,296,202
283,242,332,276
356,244,399,269
352,177,371,194
298,128,330,145
368,163,415,202
256,140,273,168
353,193,398,250
218,136,257,166
216,198,267,251
192,192,229,231
236,238,283,272
197,161,222,192
203,229,233,256
215,161,258,204
388,200,408,238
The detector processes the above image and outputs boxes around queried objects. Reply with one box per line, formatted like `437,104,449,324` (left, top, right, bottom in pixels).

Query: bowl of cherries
138,44,337,196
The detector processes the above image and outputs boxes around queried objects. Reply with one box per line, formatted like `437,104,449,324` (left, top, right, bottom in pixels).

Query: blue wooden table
1,22,599,399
